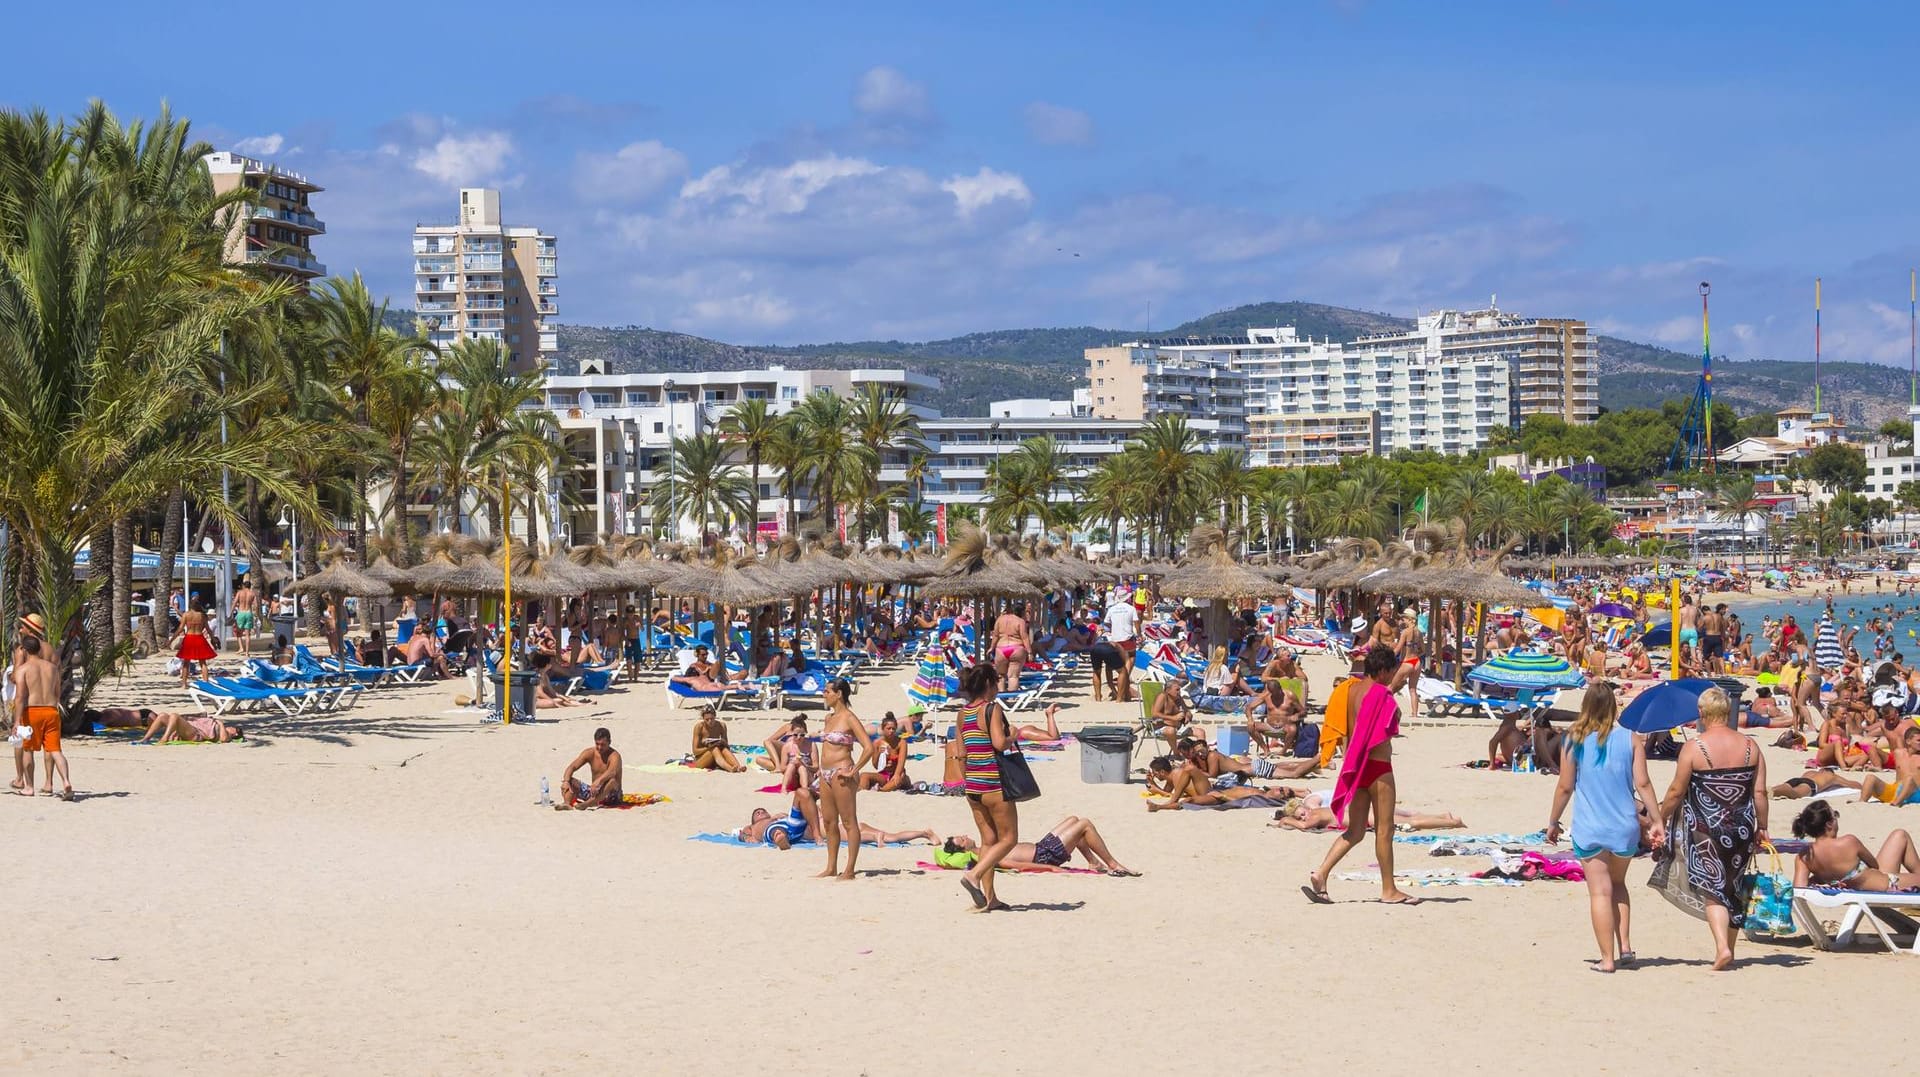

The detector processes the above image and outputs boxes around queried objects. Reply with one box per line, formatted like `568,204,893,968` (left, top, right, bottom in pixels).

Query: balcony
415,278,455,294
537,282,557,296
413,237,455,254
465,277,503,292
415,300,457,312
466,316,505,330
247,248,325,277
253,205,325,233
467,297,504,310
462,254,503,272
537,301,557,315
415,258,456,275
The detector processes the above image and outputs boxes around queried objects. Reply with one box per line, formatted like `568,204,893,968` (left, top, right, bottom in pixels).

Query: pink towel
1330,681,1400,826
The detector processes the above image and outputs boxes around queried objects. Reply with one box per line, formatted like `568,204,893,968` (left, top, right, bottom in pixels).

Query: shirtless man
1184,735,1316,786
1858,724,1920,806
1698,604,1724,676
1269,788,1464,832
556,727,623,809
1245,679,1302,754
1145,755,1306,811
1152,678,1193,755
12,637,69,799
232,578,261,659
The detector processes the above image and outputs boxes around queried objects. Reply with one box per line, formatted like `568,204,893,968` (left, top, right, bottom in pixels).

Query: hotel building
413,189,557,371
1083,345,1248,450
204,151,326,290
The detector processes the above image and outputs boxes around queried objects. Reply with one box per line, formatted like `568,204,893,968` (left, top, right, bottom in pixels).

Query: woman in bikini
1792,801,1920,892
169,601,218,689
1304,644,1419,905
992,603,1031,693
1772,768,1862,799
136,711,245,744
688,705,746,772
815,678,876,880
861,713,911,791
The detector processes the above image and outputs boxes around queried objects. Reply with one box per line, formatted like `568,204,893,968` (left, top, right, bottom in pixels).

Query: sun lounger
1795,887,1920,954
666,679,735,711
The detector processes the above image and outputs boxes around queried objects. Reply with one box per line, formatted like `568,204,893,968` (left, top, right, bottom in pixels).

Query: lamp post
662,378,677,542
277,511,299,620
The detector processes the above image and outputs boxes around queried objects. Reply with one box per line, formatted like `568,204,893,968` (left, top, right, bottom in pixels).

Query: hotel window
745,388,769,400
590,393,614,408
626,392,651,405
668,391,690,403
781,386,799,399
704,390,728,403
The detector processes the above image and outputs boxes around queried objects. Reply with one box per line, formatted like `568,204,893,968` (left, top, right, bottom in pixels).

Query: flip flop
985,900,1012,912
1617,951,1636,967
1108,868,1143,878
1301,882,1332,905
1380,895,1424,906
960,876,986,909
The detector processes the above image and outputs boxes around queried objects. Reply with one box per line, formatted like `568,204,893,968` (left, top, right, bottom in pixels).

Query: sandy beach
13,648,1916,1074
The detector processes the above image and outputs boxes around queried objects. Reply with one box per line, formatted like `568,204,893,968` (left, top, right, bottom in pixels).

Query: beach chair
1795,888,1920,954
666,679,735,710
1133,680,1167,760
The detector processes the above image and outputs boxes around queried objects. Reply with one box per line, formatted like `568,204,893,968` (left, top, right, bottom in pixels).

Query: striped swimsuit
959,701,1001,796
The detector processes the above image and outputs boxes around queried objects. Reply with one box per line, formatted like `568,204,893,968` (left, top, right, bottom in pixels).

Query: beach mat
916,860,1101,875
1396,831,1546,846
687,833,917,848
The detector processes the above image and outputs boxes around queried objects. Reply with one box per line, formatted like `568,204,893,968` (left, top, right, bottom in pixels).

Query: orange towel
1318,678,1353,769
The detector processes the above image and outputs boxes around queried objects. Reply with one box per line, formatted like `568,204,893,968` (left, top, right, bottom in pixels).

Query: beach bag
991,705,1041,803
1743,841,1796,938
1292,721,1320,759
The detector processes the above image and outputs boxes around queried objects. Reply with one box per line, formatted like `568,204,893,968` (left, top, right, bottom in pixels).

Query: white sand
10,649,1911,1073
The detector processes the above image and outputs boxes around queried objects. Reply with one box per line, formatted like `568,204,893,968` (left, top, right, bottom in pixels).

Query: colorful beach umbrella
1618,678,1717,733
1591,601,1636,619
1467,651,1588,692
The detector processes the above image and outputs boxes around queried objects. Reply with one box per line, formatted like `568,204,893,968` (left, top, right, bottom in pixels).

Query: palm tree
649,432,753,541
894,501,935,546
717,396,781,540
1270,468,1323,552
1196,449,1252,531
1009,436,1068,530
984,454,1046,535
1081,454,1147,554
1441,470,1495,535
1320,478,1389,541
310,273,434,562
1712,475,1765,569
762,415,809,539
846,384,925,542
790,390,875,536
1132,415,1203,553
1474,487,1522,550
0,101,315,695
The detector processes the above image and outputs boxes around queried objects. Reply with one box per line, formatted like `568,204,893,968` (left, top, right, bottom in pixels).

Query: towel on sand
686,833,915,848
916,860,1100,875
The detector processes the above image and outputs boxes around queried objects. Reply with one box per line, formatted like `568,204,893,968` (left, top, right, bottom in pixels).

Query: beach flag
936,504,948,545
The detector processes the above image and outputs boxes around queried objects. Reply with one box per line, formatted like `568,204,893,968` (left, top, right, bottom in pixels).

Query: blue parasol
1640,622,1673,648
1626,575,1653,587
1467,651,1588,692
1618,678,1717,732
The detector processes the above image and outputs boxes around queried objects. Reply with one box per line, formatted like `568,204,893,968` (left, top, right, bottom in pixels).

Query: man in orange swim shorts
11,636,70,800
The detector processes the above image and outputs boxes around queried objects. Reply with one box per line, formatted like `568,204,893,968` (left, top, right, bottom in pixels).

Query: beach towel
610,793,669,809
687,833,917,848
1330,682,1396,826
1397,830,1547,847
916,860,1101,875
1180,793,1289,810
1803,786,1857,802
1337,870,1523,888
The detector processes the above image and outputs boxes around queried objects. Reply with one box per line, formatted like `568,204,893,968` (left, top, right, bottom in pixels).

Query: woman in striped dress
957,662,1017,911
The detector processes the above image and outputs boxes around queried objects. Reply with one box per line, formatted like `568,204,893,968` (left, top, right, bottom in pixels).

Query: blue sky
9,1,1920,362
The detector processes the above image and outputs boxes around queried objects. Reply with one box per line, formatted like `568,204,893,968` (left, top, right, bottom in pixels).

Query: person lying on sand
133,711,245,744
733,797,938,849
942,815,1140,876
1182,736,1315,785
1772,767,1862,800
80,706,158,732
1145,755,1304,811
557,727,622,809
1268,789,1463,833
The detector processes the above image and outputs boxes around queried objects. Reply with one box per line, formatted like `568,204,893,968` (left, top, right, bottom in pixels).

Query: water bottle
538,777,551,807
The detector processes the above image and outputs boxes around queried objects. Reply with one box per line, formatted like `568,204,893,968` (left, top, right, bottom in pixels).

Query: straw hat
17,613,44,638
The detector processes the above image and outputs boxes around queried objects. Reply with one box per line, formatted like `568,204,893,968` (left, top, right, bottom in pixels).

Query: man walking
12,636,69,800
1105,585,1139,704
232,577,261,659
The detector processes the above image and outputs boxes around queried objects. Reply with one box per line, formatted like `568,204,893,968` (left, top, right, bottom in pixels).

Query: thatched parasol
437,544,580,600
361,555,414,591
1158,525,1282,602
918,526,1044,600
565,543,639,592
288,552,391,599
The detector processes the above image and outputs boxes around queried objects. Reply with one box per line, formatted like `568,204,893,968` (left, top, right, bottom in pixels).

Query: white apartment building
414,188,557,371
920,394,1144,514
538,367,940,540
1347,306,1597,424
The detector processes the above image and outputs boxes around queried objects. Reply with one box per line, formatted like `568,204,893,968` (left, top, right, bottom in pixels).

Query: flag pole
502,477,513,725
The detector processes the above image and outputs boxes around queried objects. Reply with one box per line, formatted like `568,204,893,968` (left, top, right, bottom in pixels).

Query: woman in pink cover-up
1303,645,1420,906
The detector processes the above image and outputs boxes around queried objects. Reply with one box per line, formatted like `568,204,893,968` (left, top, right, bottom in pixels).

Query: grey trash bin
1079,725,1136,784
270,613,298,652
491,670,539,722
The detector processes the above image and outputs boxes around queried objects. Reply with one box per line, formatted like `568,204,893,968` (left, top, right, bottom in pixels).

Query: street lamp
277,511,298,620
662,378,677,542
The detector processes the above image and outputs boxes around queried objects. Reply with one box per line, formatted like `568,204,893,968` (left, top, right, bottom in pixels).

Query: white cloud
232,133,285,156
412,131,514,185
853,66,933,123
681,154,884,214
1023,102,1095,147
576,140,688,202
942,168,1032,217
689,292,797,330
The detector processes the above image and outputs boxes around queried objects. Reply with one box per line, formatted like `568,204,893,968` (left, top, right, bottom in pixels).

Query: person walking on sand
170,600,218,688
1303,645,1418,905
12,637,69,800
1545,683,1667,972
816,678,876,881
956,662,1019,911
232,578,261,659
1650,687,1767,971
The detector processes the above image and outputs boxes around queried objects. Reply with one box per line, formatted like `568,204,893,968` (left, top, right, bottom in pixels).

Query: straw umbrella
287,549,392,656
1159,524,1282,647
920,526,1044,660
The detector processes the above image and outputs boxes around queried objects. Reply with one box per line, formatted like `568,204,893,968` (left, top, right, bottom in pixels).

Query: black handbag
992,704,1041,802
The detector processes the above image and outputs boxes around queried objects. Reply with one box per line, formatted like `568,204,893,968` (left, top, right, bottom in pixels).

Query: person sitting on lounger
671,645,730,691
689,705,746,772
133,711,245,744
556,727,623,809
1152,678,1194,754
1268,788,1464,832
941,815,1140,876
393,629,451,680
1791,800,1920,891
530,653,591,708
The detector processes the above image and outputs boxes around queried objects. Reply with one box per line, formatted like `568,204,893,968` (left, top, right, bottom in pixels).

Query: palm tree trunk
156,489,183,619
355,468,370,564
300,522,322,638
748,452,761,542
111,515,133,646
88,522,115,658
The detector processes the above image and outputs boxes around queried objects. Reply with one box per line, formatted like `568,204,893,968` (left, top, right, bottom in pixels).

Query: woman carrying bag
956,662,1032,912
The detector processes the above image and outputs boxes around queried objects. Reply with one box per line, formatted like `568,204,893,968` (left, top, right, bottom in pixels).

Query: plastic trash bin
492,670,539,722
270,613,298,651
1079,725,1136,784
395,617,417,645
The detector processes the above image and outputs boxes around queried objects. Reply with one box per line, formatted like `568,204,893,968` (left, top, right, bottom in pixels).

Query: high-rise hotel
204,151,326,291
413,189,557,370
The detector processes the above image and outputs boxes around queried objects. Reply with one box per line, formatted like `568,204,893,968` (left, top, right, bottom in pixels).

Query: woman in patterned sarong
1651,687,1769,971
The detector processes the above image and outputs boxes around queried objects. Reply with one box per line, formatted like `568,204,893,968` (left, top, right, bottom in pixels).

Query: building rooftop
203,151,322,191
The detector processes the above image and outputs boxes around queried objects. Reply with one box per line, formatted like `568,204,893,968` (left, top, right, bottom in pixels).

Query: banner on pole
935,504,948,546
887,508,900,545
835,504,847,542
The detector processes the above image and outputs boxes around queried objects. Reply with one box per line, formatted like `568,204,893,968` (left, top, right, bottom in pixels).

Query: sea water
1729,588,1920,656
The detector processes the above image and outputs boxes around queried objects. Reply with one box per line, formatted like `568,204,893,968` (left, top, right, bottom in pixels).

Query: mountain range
402,300,1904,425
